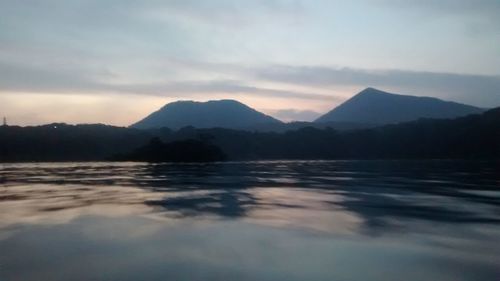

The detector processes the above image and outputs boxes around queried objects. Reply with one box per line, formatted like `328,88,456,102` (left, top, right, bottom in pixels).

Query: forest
1,107,499,162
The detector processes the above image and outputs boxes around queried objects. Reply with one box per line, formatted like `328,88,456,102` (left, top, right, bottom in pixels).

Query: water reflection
1,161,499,281
1,161,499,234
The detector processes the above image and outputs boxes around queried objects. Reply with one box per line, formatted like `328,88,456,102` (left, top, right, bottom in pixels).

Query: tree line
1,108,498,162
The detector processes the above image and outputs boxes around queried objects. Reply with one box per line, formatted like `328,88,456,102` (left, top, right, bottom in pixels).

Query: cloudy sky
1,0,499,125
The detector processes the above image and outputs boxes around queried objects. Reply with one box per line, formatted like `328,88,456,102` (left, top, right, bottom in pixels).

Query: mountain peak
131,99,282,130
357,87,390,95
162,99,250,110
355,88,413,99
315,88,483,124
171,99,242,104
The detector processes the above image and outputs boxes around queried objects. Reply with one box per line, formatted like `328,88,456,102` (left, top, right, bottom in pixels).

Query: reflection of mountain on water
1,161,499,234
147,191,255,218
142,161,500,235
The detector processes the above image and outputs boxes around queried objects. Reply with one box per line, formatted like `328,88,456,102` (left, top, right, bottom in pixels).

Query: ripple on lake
0,160,499,281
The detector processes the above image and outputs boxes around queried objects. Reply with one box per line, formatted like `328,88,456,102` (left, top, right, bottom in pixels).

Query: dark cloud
0,0,498,112
114,80,339,101
257,66,500,107
0,58,335,101
2,56,499,107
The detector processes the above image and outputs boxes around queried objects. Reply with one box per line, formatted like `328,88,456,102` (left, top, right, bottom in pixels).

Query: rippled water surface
0,160,499,281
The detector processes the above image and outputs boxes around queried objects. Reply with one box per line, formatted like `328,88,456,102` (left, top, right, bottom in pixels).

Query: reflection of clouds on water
1,215,498,281
0,161,499,237
1,161,500,281
244,187,362,235
0,183,164,232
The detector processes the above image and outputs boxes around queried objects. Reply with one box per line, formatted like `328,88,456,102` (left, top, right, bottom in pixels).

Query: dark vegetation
113,137,226,162
0,108,498,162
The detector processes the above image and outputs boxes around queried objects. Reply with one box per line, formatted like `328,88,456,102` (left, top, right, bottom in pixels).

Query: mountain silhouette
1,107,499,162
315,87,484,124
131,99,282,129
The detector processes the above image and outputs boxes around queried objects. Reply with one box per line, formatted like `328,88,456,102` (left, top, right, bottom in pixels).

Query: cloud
2,55,499,108
257,66,500,107
0,0,498,125
116,80,339,101
0,60,111,93
143,0,303,27
0,0,302,38
380,0,500,17
270,109,322,122
377,0,500,38
0,58,336,102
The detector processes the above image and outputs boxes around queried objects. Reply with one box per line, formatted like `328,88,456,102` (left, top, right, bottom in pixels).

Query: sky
0,0,499,125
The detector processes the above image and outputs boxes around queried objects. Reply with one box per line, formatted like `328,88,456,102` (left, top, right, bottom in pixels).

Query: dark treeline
0,124,161,162
113,138,226,162
0,108,499,162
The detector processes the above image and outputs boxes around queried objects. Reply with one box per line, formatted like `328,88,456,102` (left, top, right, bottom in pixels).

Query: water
0,160,499,281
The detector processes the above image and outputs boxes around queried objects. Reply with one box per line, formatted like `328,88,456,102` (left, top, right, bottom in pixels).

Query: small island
112,137,226,162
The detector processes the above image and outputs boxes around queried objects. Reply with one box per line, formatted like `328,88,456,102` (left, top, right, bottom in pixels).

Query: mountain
131,100,282,130
1,107,499,161
315,87,484,125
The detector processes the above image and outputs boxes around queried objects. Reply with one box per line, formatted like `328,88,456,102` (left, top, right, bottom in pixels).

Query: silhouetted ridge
131,99,282,129
113,137,226,162
315,88,484,124
1,107,498,161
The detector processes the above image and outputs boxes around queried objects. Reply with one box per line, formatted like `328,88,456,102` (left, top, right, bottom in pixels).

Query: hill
0,123,157,162
1,108,498,162
315,88,484,125
131,99,282,129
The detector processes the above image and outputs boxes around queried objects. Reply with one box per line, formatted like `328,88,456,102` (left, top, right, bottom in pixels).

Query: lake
0,160,499,281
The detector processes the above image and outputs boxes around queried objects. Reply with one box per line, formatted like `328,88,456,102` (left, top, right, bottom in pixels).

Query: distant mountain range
2,87,497,162
131,88,485,130
132,100,282,130
315,88,484,124
2,107,499,161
